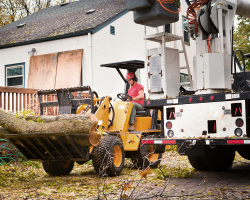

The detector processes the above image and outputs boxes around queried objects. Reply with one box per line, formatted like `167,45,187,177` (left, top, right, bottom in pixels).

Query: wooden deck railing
0,87,57,115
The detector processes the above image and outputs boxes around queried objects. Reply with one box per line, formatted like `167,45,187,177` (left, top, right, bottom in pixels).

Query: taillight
236,118,244,127
166,121,172,129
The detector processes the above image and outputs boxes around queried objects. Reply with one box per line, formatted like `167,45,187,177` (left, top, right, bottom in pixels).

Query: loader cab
101,60,144,96
101,60,160,132
101,60,146,113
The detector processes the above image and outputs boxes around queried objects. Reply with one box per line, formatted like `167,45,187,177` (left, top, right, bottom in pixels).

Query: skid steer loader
4,60,163,176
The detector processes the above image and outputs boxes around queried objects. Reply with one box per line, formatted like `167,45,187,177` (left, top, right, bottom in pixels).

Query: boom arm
188,0,250,93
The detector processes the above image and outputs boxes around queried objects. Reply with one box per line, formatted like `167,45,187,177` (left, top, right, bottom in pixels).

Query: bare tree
0,0,75,27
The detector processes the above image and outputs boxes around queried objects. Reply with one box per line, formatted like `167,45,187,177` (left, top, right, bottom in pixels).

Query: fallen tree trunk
0,109,100,146
0,127,10,136
17,114,94,123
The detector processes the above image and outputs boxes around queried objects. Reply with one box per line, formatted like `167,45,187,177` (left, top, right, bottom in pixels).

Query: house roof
0,0,127,48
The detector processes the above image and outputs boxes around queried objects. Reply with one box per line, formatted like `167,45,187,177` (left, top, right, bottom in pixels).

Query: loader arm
94,96,112,131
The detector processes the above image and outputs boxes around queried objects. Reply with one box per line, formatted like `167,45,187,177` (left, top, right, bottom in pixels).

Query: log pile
0,109,100,146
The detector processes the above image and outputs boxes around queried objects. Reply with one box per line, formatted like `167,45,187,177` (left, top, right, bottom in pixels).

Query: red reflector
210,96,214,100
189,98,192,102
166,121,172,129
162,140,176,144
227,140,244,144
236,118,244,127
141,140,154,144
199,97,203,101
147,101,150,105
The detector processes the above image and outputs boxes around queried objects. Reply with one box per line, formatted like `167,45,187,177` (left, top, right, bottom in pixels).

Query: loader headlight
234,128,243,137
167,130,174,138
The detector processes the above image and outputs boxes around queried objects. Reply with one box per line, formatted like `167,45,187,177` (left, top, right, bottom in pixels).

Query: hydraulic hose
233,49,246,92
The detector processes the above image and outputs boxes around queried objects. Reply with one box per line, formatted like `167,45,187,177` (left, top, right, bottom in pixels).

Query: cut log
17,114,94,123
0,109,100,146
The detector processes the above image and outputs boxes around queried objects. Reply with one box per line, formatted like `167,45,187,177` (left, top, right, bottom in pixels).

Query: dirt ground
0,150,250,199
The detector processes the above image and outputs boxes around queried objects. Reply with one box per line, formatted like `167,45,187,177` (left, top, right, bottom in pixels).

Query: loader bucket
4,132,91,162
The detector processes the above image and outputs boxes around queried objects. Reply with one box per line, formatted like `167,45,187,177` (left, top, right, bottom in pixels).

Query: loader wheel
188,156,207,171
92,136,125,176
42,160,74,176
201,146,235,171
131,136,162,169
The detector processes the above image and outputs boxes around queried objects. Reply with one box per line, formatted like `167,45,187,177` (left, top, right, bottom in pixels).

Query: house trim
0,10,128,50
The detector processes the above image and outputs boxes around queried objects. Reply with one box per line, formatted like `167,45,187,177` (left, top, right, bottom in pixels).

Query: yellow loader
4,60,163,176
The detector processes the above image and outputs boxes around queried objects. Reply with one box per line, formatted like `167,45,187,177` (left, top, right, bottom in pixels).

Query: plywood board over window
27,49,83,90
55,49,83,89
28,53,57,89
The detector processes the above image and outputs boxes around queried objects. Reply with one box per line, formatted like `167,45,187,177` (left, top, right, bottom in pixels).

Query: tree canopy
233,17,250,70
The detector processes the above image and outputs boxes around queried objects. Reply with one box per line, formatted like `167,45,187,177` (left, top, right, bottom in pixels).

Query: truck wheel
42,160,74,176
188,156,207,171
92,136,125,176
201,146,235,171
237,146,250,160
131,136,162,169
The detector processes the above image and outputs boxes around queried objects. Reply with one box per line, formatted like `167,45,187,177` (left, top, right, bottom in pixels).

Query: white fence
0,87,57,115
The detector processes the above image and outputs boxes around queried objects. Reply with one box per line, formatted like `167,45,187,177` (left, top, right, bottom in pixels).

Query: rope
186,0,210,36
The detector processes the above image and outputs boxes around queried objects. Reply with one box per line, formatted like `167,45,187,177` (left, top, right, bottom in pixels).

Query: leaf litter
1,147,250,199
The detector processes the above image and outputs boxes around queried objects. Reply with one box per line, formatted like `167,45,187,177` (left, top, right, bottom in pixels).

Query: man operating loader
126,72,145,131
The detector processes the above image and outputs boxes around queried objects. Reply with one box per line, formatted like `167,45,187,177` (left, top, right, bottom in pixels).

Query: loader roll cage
100,60,144,95
101,60,162,131
38,85,95,115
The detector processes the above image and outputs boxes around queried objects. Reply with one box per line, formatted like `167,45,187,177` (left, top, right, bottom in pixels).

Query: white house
0,0,196,99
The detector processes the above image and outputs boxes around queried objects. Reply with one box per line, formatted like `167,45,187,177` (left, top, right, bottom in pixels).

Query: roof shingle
0,0,126,46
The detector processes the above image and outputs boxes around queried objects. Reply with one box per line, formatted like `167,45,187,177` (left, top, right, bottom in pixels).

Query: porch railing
0,87,57,115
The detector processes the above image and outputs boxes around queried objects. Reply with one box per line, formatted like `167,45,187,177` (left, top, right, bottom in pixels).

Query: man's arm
131,89,144,101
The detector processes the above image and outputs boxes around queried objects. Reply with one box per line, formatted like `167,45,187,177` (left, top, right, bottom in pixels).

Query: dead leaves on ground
0,151,194,199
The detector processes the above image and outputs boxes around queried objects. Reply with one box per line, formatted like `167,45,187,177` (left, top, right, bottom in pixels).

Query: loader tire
131,136,162,169
92,136,125,176
188,156,207,171
42,160,74,176
201,146,235,171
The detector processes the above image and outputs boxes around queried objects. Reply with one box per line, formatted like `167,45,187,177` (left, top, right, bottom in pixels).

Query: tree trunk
0,109,100,146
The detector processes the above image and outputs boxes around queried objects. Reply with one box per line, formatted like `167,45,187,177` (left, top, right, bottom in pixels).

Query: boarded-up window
27,49,83,89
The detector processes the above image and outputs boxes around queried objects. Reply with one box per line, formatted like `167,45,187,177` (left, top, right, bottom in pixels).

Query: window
182,16,190,45
5,63,25,87
165,24,172,33
180,73,191,87
135,69,141,84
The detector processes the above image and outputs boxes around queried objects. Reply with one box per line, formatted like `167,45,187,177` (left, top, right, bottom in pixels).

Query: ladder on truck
144,32,193,89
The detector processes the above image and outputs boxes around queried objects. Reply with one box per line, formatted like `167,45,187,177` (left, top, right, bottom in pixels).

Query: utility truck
134,0,250,171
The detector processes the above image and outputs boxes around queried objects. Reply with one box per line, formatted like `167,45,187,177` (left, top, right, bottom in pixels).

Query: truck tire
201,146,235,171
42,160,74,176
92,136,125,176
237,146,250,160
131,136,162,169
188,156,207,171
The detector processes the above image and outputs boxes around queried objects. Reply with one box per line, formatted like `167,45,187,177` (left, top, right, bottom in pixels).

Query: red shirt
128,83,144,105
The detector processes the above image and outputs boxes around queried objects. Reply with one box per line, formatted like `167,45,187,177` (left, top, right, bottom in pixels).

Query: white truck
126,0,250,171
